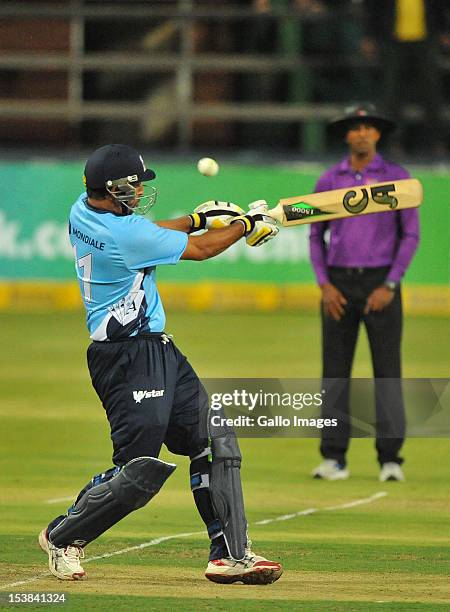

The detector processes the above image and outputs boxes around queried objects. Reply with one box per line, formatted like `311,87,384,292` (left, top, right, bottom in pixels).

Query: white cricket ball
197,157,219,177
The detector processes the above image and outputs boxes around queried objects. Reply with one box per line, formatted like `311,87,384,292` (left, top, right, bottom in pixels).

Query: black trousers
86,333,209,465
320,267,405,466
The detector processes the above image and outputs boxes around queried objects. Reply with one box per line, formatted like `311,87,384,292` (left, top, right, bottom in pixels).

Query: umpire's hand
321,283,347,321
364,287,395,314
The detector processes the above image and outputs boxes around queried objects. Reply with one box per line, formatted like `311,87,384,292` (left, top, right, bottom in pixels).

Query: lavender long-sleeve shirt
309,154,420,286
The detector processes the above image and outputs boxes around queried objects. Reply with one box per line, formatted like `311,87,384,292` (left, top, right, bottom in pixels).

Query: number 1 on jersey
77,253,93,302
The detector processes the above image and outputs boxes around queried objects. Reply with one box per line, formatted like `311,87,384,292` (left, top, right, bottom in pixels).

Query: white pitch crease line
254,508,317,525
0,574,50,590
253,492,387,526
85,530,205,563
324,491,387,511
0,491,388,591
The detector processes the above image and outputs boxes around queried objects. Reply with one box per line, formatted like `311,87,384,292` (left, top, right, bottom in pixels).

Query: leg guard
209,433,247,561
190,448,228,561
49,456,176,548
47,465,121,536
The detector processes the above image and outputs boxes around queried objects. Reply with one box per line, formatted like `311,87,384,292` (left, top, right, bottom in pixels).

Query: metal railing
0,0,448,151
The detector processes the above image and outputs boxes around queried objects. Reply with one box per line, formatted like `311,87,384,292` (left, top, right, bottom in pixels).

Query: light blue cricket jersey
69,193,188,341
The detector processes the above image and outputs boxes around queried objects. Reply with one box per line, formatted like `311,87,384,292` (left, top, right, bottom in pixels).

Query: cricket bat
267,178,422,226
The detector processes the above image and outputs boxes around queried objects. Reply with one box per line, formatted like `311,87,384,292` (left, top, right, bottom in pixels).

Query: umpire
309,104,420,482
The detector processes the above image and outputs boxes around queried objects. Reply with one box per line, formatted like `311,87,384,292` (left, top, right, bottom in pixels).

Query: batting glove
188,200,245,232
231,200,279,247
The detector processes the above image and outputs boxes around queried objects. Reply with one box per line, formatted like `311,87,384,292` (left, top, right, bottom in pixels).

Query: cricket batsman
39,144,282,585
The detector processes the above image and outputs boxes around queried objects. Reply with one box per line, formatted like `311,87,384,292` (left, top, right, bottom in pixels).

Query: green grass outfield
1,312,449,611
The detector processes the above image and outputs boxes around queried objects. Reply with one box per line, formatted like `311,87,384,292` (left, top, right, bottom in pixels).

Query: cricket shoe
379,462,405,482
205,549,282,585
38,529,86,581
312,459,349,480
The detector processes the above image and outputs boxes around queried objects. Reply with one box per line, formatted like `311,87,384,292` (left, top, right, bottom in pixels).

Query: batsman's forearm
182,223,245,260
156,216,193,232
195,224,245,258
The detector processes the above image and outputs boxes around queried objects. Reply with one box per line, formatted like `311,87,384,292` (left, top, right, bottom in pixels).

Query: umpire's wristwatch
383,280,398,292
